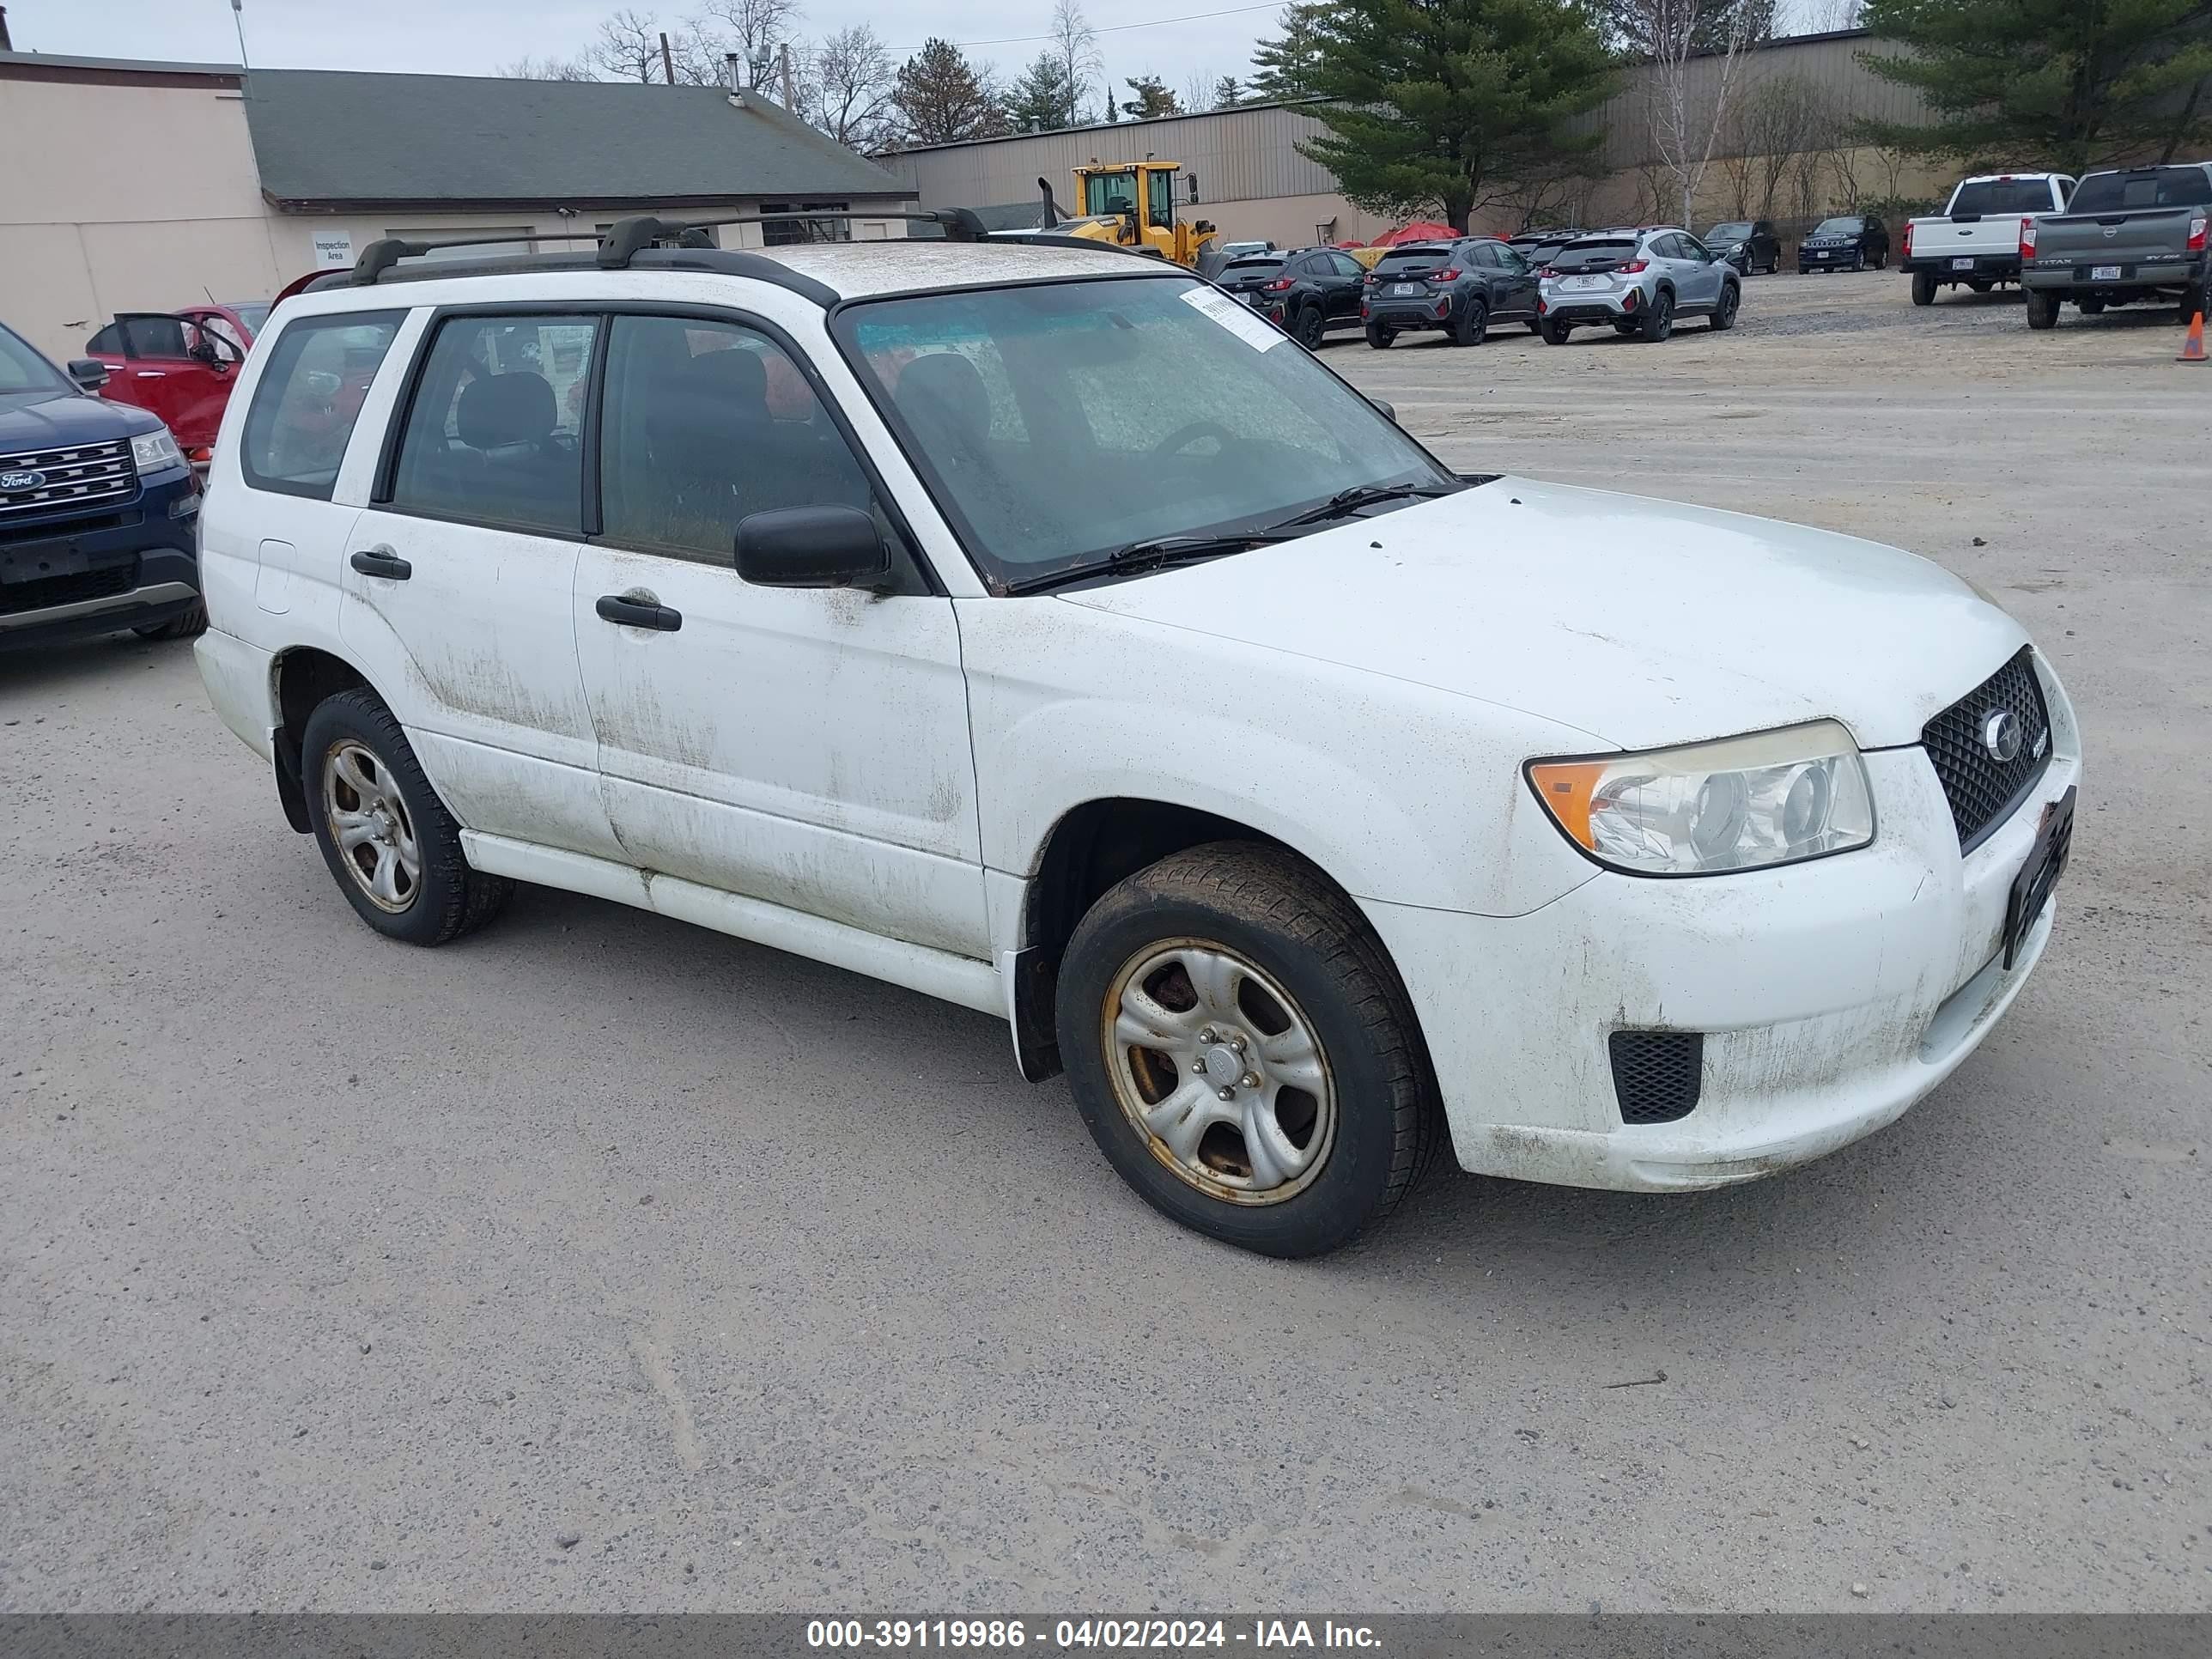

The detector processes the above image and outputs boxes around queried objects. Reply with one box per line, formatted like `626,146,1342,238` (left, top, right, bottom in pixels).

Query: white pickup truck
1902,173,2075,304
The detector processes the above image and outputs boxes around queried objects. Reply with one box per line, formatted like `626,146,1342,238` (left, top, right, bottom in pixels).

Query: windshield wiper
1001,531,1297,597
1267,480,1462,530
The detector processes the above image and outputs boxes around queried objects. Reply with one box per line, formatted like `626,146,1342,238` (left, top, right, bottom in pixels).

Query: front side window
388,313,598,534
836,276,1452,589
0,323,71,396
598,314,879,563
240,310,404,499
1084,173,1138,218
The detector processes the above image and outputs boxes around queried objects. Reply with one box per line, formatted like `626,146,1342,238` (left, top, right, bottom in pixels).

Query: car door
339,309,624,864
1323,251,1368,320
570,310,987,960
1671,234,1724,309
87,313,235,449
1486,242,1539,317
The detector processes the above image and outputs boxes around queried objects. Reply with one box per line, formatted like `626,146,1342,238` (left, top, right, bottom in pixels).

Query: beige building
0,52,915,364
888,28,1950,249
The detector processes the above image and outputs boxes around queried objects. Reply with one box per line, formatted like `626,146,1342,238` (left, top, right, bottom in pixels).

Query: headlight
130,427,185,473
1528,720,1875,876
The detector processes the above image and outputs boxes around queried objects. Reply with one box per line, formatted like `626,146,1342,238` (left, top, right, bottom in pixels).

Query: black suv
1361,238,1540,348
1215,247,1370,347
1703,219,1782,275
1798,214,1891,273
2,319,204,649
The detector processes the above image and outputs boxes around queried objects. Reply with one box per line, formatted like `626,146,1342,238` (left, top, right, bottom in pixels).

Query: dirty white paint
196,258,2083,1196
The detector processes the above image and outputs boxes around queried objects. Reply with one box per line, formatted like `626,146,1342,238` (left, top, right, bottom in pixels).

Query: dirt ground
2,268,2207,1615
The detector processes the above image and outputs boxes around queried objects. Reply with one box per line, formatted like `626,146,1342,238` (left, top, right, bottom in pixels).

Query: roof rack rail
349,231,551,286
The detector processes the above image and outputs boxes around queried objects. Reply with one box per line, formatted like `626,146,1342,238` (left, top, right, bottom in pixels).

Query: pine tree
891,39,1008,146
1858,0,2212,173
1121,74,1181,119
1249,3,1328,100
1296,0,1618,234
1006,53,1079,134
1212,76,1245,109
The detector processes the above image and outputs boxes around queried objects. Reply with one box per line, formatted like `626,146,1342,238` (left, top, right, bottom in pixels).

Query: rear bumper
2021,254,2206,293
1903,253,2020,279
0,468,201,648
1365,297,1457,329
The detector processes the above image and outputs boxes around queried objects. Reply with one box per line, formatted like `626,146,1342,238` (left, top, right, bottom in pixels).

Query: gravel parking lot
3,268,2206,1614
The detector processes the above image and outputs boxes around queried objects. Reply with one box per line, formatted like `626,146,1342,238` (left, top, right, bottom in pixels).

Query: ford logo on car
0,469,46,491
1982,708,2024,763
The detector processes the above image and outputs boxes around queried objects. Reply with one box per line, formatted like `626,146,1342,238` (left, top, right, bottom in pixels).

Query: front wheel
1709,283,1740,331
1450,296,1488,347
1364,321,1396,349
1055,842,1441,1258
301,689,513,945
2026,289,2061,330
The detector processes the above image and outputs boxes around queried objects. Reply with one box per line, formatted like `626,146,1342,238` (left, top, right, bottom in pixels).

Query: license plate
1389,283,1421,296
1952,257,1975,270
1564,274,1606,291
2091,264,2122,282
2002,786,2075,969
1811,251,1830,259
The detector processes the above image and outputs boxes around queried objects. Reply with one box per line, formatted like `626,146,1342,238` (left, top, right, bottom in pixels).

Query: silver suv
1537,228,1741,343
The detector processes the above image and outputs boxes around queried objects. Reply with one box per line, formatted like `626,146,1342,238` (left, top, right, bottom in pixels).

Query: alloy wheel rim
1101,939,1337,1206
322,739,421,913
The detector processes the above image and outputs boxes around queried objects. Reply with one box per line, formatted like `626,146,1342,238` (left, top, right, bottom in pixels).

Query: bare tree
800,25,900,151
591,9,668,82
1723,72,1830,222
1182,74,1216,113
699,0,804,89
1048,0,1103,130
1793,0,1863,29
1626,0,1768,228
500,54,598,81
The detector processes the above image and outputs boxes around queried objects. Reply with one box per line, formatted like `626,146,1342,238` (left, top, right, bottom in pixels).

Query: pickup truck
1902,173,2074,304
2020,162,2212,329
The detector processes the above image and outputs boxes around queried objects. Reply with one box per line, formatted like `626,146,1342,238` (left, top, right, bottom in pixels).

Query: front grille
0,508,139,546
0,558,139,616
1609,1030,1704,1125
1923,647,2052,853
0,440,137,518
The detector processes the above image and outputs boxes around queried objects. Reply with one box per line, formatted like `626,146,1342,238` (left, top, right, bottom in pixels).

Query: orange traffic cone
2184,307,2208,362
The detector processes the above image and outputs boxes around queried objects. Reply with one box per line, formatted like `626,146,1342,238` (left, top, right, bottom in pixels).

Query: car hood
0,387,161,449
1054,477,2027,750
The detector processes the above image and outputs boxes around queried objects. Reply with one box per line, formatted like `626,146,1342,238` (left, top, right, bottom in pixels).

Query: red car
83,303,269,467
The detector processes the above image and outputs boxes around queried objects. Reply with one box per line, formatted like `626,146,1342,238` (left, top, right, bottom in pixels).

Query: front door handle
596,592,682,632
350,545,411,580
136,370,167,379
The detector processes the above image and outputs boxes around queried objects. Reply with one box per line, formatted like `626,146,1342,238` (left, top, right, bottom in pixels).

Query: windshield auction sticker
1180,285,1287,350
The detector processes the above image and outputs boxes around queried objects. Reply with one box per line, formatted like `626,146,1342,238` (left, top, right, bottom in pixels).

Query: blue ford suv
2,319,204,648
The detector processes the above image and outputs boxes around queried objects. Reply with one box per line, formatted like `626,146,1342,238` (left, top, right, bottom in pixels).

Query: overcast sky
12,0,1853,106
9,0,1286,98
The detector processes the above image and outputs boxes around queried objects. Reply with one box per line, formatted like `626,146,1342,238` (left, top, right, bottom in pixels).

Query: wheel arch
269,645,377,832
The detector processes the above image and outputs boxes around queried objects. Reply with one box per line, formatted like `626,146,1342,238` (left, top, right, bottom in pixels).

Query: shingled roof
240,67,908,208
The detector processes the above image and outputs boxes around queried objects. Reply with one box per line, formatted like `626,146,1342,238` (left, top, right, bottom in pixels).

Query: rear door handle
596,592,682,632
350,545,411,580
136,370,167,379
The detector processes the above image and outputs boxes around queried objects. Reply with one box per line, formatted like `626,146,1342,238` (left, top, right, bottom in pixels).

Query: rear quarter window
239,311,404,500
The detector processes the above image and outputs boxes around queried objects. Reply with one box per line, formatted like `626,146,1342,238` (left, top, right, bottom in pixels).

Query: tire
1612,321,1640,336
2179,285,2207,325
1797,265,1810,276
2079,295,2106,315
1540,318,1573,344
1450,295,1488,347
133,601,208,641
1054,842,1442,1258
1364,321,1396,349
1640,289,1675,342
1294,305,1325,349
301,688,513,946
2026,289,2061,331
1709,282,1740,331
1525,319,1544,334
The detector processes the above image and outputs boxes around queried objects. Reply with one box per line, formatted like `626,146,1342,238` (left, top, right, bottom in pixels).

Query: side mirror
735,505,893,591
1370,398,1397,424
67,359,109,392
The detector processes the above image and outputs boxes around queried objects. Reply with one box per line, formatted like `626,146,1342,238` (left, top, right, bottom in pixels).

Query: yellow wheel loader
1014,162,1222,273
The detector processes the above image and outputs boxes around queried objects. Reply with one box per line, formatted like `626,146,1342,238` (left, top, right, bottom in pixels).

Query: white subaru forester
193,216,2080,1257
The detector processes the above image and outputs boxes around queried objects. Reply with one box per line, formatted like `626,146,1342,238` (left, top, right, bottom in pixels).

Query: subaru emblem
1981,708,2024,764
0,469,46,491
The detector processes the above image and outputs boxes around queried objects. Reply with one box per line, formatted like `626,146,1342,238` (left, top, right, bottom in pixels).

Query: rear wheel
1911,270,1937,307
133,602,207,641
1364,321,1396,349
1450,295,1488,347
2179,284,2207,324
1055,842,1441,1258
301,689,513,946
1709,282,1740,331
1640,289,1675,342
2026,289,2061,330
1294,305,1326,349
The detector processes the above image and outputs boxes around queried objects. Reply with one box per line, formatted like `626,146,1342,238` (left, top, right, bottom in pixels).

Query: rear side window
239,310,404,500
2068,167,2212,213
388,313,598,535
598,314,879,564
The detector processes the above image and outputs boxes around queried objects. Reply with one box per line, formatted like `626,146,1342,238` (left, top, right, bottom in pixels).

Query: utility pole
780,42,797,113
659,31,674,85
230,0,251,70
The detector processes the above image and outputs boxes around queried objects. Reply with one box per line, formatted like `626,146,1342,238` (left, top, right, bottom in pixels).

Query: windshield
0,323,71,398
230,302,272,334
1812,218,1863,237
1706,222,1753,241
834,276,1453,591
2068,167,2212,213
